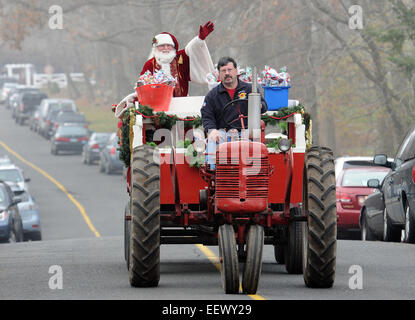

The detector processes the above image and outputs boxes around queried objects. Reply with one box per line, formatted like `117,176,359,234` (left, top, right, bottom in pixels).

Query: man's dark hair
217,57,237,70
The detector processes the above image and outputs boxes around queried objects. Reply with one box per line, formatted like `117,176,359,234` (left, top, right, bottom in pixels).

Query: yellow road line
195,244,266,300
196,243,221,271
0,140,101,238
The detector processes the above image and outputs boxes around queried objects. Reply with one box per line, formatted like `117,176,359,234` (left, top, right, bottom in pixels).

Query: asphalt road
1,105,415,300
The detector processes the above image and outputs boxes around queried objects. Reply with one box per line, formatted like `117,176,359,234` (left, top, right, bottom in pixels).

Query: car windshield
0,156,12,165
57,126,88,136
0,169,23,182
58,113,85,122
50,101,76,113
4,83,17,89
19,88,39,93
23,93,47,107
61,103,76,112
0,78,17,87
341,170,389,187
49,103,60,112
93,133,110,143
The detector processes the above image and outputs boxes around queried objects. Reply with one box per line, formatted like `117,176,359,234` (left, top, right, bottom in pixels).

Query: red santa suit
115,22,215,118
141,32,215,97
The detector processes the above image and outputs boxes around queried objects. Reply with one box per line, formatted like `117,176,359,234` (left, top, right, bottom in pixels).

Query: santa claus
142,21,215,97
115,21,215,117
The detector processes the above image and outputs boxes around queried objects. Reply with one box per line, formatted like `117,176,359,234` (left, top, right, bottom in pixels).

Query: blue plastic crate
263,86,290,110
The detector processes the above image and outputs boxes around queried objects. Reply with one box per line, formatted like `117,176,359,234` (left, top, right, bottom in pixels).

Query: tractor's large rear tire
129,145,160,287
242,224,264,294
218,224,240,294
285,207,303,274
302,146,337,288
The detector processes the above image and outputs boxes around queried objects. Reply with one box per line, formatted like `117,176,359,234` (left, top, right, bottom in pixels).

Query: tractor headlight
278,138,291,153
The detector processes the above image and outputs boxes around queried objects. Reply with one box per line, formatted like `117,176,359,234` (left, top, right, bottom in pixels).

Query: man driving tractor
201,56,268,168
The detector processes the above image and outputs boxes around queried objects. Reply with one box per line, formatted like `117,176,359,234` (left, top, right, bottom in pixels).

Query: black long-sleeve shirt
201,79,268,131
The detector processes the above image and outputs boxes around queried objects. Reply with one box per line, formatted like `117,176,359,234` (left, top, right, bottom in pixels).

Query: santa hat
152,32,178,49
148,32,179,60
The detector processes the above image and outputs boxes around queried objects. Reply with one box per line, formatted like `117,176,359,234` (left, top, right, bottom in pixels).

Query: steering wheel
220,98,248,130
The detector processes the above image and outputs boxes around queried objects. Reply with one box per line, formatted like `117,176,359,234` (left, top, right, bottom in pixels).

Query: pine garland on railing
116,103,312,168
118,109,132,167
261,104,311,131
136,104,203,129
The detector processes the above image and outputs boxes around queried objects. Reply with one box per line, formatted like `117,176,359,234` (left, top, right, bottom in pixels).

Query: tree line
0,0,413,157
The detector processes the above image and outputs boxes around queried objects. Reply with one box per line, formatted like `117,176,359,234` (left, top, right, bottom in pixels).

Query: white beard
154,49,177,76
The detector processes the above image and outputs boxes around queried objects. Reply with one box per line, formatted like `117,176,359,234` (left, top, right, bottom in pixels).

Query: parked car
0,180,23,243
29,105,42,132
98,132,123,174
0,76,18,92
360,184,385,241
335,156,392,177
0,164,30,195
50,111,88,137
8,92,20,112
14,91,48,125
82,132,111,165
0,155,12,166
336,166,390,238
8,86,40,115
0,82,18,105
50,125,89,155
38,99,77,138
15,191,41,241
363,125,415,243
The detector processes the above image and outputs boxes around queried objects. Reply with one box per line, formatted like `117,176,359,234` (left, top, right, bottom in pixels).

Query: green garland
261,103,311,132
118,110,132,167
138,104,202,130
117,103,311,168
138,103,310,131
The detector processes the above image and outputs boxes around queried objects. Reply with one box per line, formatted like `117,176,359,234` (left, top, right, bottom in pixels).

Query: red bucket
135,83,174,112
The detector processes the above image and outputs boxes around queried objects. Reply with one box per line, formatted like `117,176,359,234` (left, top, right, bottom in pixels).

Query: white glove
115,92,137,118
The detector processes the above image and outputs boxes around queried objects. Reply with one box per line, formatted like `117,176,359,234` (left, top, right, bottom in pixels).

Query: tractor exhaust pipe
248,66,261,141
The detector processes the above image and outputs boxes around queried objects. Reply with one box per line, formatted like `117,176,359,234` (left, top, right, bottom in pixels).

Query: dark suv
14,91,48,125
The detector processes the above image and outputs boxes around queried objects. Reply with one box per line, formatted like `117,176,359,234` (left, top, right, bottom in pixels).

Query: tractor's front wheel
129,145,160,287
242,224,264,294
302,146,337,288
218,224,240,294
285,207,303,274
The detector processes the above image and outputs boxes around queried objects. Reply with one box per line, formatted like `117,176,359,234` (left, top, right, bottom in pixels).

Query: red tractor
121,83,337,294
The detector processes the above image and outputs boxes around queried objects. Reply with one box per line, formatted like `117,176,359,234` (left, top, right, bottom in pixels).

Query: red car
336,166,390,237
